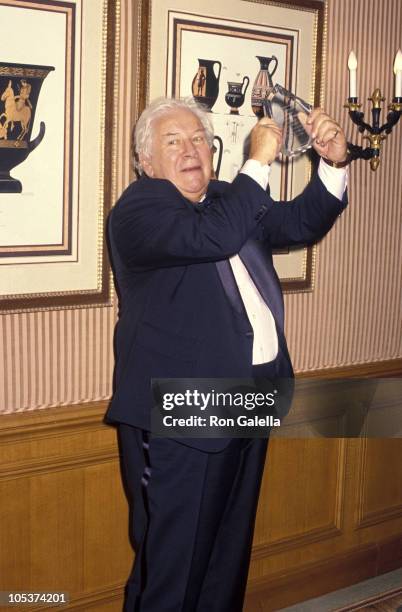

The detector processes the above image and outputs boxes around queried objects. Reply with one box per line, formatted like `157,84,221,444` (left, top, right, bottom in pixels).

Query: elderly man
107,96,348,611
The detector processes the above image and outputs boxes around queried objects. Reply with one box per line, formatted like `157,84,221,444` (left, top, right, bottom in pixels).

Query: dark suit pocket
135,320,200,362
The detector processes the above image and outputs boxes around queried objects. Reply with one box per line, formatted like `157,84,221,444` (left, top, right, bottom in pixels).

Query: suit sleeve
109,174,272,268
260,172,348,248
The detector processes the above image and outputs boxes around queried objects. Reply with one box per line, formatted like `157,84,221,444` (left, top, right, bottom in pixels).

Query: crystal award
262,84,313,158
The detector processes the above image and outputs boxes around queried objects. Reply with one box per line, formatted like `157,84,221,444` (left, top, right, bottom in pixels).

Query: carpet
335,586,402,611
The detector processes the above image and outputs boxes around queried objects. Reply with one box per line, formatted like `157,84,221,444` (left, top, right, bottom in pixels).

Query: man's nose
183,138,198,156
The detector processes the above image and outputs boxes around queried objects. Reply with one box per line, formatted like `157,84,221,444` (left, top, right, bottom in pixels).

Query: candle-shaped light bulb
348,50,358,98
393,49,402,98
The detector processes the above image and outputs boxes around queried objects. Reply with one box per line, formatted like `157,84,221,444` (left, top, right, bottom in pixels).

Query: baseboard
17,584,125,612
377,533,402,574
245,535,402,611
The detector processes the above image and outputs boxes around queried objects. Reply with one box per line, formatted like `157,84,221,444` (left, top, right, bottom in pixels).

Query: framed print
0,0,118,312
135,0,326,292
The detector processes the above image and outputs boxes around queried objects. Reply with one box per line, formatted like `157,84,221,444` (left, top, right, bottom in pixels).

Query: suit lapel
205,182,284,331
215,259,246,316
215,238,284,332
238,239,285,331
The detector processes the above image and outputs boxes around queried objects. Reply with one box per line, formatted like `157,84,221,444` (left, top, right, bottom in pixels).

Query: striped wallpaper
284,0,402,370
0,0,401,414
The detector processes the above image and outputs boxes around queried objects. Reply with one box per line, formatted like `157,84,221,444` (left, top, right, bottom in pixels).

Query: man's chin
176,178,209,201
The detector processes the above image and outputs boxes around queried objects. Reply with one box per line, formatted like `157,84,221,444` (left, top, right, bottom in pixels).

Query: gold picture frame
0,0,118,312
133,0,327,292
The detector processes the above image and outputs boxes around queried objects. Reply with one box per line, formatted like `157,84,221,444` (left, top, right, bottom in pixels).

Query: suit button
255,204,268,220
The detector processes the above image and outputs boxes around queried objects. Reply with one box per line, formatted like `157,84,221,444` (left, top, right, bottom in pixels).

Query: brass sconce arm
344,90,402,171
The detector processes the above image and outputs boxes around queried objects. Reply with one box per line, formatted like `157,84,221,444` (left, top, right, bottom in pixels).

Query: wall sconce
344,50,402,171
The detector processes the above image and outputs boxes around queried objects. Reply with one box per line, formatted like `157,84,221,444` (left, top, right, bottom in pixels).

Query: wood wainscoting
0,403,130,611
1,361,401,611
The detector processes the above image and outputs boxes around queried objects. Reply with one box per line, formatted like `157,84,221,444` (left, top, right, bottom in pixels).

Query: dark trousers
118,361,278,612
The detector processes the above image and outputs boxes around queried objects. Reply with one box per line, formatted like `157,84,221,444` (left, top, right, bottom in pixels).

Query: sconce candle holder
345,89,402,171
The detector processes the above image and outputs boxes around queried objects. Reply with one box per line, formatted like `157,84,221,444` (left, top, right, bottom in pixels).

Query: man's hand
249,117,283,165
301,108,348,163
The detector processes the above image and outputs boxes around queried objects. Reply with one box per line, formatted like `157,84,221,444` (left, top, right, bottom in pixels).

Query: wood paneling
253,438,345,555
0,404,132,612
357,440,402,528
1,394,402,610
1,0,402,416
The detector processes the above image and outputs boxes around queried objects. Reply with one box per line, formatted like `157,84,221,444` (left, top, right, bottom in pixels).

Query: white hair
132,96,214,174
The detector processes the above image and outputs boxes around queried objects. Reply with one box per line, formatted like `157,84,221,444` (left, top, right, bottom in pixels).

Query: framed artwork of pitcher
135,0,326,292
0,0,118,312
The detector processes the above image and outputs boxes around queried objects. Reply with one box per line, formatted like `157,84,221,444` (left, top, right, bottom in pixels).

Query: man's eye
193,135,205,144
167,138,180,146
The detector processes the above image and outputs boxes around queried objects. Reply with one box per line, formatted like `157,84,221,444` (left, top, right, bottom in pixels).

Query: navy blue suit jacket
106,171,347,451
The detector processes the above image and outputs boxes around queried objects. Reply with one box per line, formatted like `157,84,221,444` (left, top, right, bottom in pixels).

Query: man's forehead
154,109,205,135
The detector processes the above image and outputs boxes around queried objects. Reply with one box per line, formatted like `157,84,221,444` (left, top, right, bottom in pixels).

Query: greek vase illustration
251,55,278,118
212,135,223,178
191,59,222,112
0,62,55,193
224,76,249,115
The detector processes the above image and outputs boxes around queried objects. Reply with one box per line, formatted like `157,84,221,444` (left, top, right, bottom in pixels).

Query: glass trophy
262,84,313,158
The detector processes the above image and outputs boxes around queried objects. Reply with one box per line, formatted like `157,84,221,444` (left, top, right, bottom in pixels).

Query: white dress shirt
230,159,347,364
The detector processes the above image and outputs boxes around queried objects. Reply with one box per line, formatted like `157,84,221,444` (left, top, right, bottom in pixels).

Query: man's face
140,109,213,202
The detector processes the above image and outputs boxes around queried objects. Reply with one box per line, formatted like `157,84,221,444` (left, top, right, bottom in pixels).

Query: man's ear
140,155,154,177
